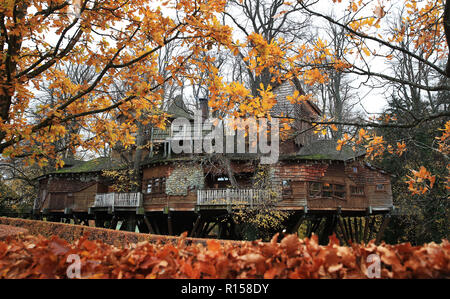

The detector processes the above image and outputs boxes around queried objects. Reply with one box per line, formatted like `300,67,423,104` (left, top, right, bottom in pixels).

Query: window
217,176,229,182
308,182,346,200
376,184,385,191
145,177,166,194
146,180,152,194
351,186,365,196
160,178,166,193
334,184,345,199
352,167,358,173
309,182,321,198
282,180,293,197
154,178,160,192
322,183,332,197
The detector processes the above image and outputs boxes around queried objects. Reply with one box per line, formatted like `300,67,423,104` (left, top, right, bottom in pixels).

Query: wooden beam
205,222,218,235
109,215,118,230
345,218,354,243
126,215,137,232
190,215,202,238
362,216,370,244
143,215,155,234
167,213,173,235
367,216,377,243
375,214,391,245
290,214,305,235
337,217,349,245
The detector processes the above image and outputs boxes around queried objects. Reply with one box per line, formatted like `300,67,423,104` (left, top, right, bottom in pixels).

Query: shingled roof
271,77,321,119
166,95,193,119
48,157,127,175
295,139,366,161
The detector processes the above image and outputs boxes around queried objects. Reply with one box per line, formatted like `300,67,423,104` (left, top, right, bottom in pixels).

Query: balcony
197,189,272,207
93,193,143,209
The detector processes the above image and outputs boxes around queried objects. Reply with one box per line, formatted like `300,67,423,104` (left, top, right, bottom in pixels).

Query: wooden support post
367,216,377,243
344,219,354,243
206,222,218,236
190,215,202,237
200,221,210,238
312,217,322,237
143,215,155,234
167,213,173,235
152,218,161,235
354,217,360,244
218,222,228,239
358,217,363,243
337,217,349,245
95,215,104,228
119,219,128,231
362,216,370,244
73,214,80,225
290,214,305,235
306,218,312,237
319,215,335,245
228,218,237,240
375,214,391,245
126,214,137,232
110,215,118,230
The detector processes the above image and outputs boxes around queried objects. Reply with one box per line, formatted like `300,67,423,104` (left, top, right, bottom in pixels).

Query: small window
322,183,332,197
217,176,229,182
376,184,385,191
154,178,160,192
146,180,153,194
352,167,358,173
282,180,293,197
334,184,346,199
351,186,365,196
309,182,321,198
145,177,166,194
160,177,166,193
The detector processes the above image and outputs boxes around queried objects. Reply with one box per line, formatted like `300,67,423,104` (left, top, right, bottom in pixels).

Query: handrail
197,189,271,206
93,192,143,208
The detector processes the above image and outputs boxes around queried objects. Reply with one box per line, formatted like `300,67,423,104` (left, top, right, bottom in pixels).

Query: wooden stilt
319,215,335,245
190,215,202,237
362,216,370,244
95,215,104,228
358,217,363,243
290,214,305,235
367,217,377,243
126,214,137,232
152,218,161,235
345,218,354,243
110,215,118,230
205,222,218,235
143,215,155,234
337,217,349,245
375,214,391,245
354,217,360,243
200,221,211,237
167,213,173,235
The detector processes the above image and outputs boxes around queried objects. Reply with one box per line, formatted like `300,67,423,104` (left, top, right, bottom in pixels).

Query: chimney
199,98,209,121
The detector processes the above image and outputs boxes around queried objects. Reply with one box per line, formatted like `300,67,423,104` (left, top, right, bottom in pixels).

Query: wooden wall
273,161,393,210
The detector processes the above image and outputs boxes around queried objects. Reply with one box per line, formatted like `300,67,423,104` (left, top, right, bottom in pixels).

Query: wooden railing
93,193,143,208
197,189,272,206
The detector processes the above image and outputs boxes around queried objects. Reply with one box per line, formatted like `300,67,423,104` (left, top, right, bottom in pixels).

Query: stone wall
166,164,205,195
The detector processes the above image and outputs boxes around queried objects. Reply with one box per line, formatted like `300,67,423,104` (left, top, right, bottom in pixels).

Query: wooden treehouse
33,80,394,244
